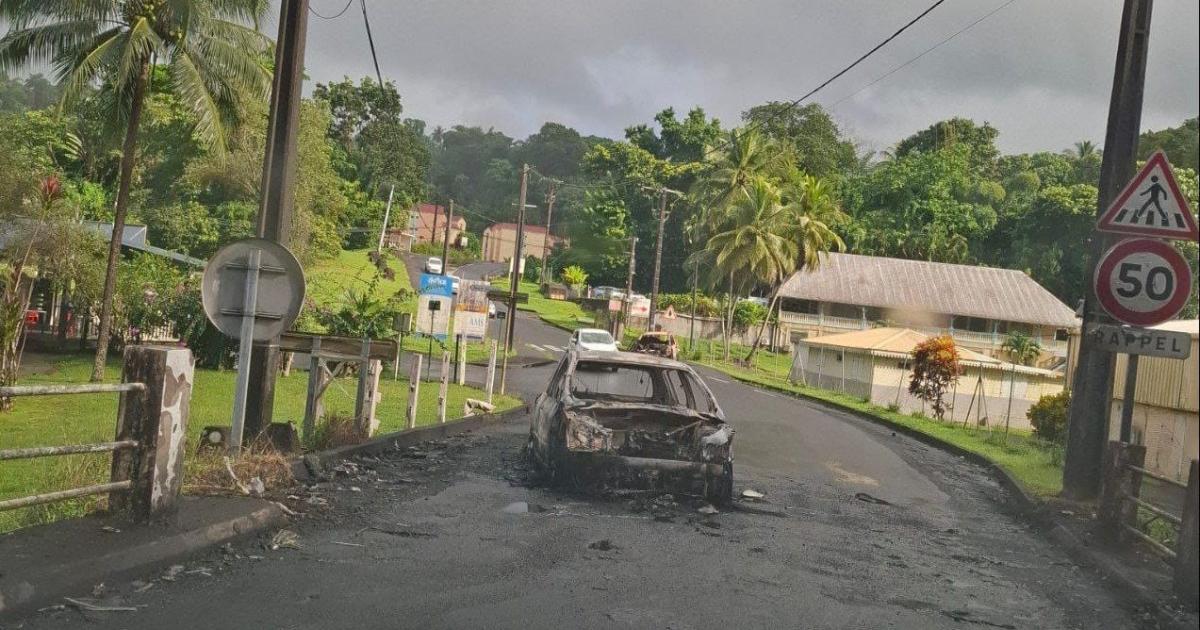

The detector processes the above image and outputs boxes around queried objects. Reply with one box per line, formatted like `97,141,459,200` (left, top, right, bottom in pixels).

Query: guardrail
1100,441,1198,609
0,346,194,522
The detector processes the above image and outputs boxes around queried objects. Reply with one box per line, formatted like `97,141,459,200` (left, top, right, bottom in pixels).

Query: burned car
528,350,733,504
629,331,678,360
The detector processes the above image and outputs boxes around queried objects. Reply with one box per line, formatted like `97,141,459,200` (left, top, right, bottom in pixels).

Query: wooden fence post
110,345,193,521
302,338,323,440
406,355,422,430
438,351,450,424
1175,459,1199,610
1098,440,1145,545
456,339,467,385
363,359,382,437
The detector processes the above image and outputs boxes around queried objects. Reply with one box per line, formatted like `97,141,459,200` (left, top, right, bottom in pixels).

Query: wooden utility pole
647,187,681,331
431,202,440,249
541,181,557,285
1063,0,1154,499
441,199,454,271
244,0,309,440
376,185,395,253
498,165,530,395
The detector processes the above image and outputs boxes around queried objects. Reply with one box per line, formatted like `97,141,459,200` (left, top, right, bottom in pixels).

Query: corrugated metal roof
778,252,1078,328
801,327,1060,377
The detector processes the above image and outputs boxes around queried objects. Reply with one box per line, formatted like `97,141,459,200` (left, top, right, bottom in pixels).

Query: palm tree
1001,330,1042,366
691,127,781,232
0,0,272,380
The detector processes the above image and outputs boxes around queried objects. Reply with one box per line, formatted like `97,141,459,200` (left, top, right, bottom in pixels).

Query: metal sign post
228,248,262,452
201,238,305,456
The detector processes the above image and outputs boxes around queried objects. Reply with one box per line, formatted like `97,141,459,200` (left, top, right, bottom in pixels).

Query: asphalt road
11,265,1150,629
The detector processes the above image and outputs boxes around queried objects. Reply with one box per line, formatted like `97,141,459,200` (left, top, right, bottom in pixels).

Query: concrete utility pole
647,187,682,331
245,0,309,439
430,201,440,249
441,199,454,271
1063,0,1153,499
376,184,395,253
619,236,637,339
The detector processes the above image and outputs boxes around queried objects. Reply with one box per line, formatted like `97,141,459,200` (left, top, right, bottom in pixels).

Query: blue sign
419,273,454,297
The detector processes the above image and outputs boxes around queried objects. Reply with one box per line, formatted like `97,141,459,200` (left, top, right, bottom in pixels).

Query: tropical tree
1001,330,1042,366
690,127,779,228
909,335,961,420
693,175,843,362
0,0,272,380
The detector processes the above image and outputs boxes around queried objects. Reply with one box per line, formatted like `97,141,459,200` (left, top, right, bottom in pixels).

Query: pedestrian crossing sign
1097,150,1198,241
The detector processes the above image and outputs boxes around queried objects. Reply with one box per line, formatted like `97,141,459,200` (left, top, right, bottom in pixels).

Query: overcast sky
292,0,1198,154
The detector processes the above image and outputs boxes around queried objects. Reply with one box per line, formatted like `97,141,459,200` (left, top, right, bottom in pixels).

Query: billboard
456,279,491,339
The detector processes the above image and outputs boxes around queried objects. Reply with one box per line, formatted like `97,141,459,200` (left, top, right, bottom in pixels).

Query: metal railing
0,383,144,513
0,346,194,523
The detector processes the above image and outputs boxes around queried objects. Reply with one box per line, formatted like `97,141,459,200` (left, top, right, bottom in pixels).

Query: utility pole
430,201,440,250
376,184,395,253
244,0,309,440
441,199,454,270
498,165,530,395
1063,0,1153,499
647,187,682,331
619,236,637,339
544,181,556,279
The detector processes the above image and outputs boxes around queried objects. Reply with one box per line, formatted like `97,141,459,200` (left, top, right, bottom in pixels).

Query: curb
293,405,529,481
703,366,1194,628
0,498,285,621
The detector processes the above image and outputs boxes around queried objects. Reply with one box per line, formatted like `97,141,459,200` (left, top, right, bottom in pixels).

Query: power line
704,0,948,161
827,0,1020,110
309,0,355,20
358,0,385,87
523,0,949,195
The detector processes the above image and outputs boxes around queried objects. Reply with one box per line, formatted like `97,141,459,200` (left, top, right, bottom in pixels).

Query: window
571,363,661,403
666,370,695,408
579,331,615,344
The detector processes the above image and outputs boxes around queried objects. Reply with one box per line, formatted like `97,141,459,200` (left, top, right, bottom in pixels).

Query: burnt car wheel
705,461,734,506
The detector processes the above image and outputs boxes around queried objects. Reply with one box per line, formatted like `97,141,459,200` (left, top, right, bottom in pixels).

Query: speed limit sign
1095,238,1192,326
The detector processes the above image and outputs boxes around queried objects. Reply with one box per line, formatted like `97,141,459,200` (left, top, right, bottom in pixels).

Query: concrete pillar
110,345,194,521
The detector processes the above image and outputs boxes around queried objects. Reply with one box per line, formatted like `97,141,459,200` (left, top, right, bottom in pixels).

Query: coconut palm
691,127,782,232
0,0,272,380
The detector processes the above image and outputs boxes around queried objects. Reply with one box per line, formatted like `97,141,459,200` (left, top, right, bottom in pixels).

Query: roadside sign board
417,273,453,340
1094,238,1192,326
1086,323,1192,359
1097,150,1198,241
630,296,650,318
201,238,305,342
456,279,490,339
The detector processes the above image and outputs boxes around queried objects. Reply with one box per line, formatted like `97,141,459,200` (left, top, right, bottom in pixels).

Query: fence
0,346,194,522
1100,441,1199,609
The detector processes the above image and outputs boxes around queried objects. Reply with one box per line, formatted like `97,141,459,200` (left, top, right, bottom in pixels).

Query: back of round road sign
201,238,305,342
1094,238,1192,327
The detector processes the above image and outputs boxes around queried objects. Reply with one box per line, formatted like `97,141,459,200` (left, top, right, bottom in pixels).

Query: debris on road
161,565,185,582
698,504,719,515
99,525,121,534
269,529,302,550
588,539,618,551
854,492,892,506
741,489,765,500
64,597,137,612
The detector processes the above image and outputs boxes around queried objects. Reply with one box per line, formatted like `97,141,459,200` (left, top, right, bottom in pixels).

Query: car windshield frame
567,359,721,416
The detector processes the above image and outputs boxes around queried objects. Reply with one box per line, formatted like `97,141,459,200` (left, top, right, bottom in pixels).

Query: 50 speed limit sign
1095,238,1192,326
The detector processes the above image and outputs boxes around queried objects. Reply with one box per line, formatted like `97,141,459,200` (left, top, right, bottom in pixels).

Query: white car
488,302,498,318
568,328,619,352
424,257,443,274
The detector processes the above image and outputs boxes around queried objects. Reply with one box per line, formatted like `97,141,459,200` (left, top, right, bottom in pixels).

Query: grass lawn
0,353,520,533
493,279,593,331
691,357,1064,498
306,248,416,314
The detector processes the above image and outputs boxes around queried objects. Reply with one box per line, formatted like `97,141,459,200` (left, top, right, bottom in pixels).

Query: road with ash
15,264,1146,629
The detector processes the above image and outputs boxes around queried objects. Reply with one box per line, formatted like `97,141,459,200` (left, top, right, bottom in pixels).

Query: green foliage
560,265,588,288
163,277,232,369
895,117,1000,176
732,300,767,331
314,276,401,339
742,102,858,179
557,190,630,287
908,335,961,420
657,293,721,318
1139,117,1198,172
1028,390,1070,444
523,255,542,283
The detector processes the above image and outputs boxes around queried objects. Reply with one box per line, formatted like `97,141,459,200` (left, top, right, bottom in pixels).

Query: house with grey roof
775,252,1079,361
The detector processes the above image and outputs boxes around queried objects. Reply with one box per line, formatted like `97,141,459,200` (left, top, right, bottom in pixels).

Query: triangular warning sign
1097,150,1198,241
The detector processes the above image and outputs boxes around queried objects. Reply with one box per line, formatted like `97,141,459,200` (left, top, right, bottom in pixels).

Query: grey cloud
294,0,1198,153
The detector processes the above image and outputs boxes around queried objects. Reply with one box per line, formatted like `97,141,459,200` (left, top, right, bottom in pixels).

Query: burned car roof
572,349,687,369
